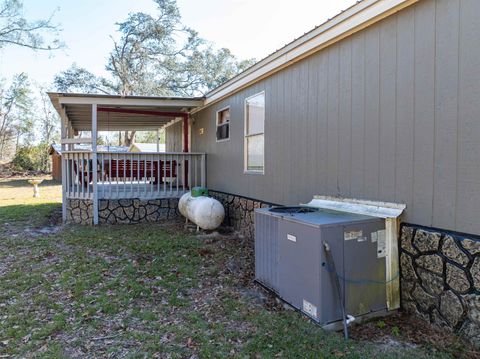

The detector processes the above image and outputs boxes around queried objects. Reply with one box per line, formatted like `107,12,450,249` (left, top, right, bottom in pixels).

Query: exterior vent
254,209,280,293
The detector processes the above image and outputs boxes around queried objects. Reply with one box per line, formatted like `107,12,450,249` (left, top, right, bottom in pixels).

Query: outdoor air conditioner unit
254,205,389,327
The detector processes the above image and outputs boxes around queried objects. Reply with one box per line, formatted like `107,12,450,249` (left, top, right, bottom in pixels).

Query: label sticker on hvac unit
303,299,318,318
377,229,387,258
344,230,363,241
286,234,297,242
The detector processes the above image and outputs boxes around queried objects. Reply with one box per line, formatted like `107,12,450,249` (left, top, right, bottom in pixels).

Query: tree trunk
124,131,136,147
15,131,20,153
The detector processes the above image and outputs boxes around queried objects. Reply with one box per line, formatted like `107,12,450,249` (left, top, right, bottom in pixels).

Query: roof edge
46,92,204,101
47,92,205,121
197,0,418,112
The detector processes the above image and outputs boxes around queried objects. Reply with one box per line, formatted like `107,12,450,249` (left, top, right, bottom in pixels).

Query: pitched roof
129,143,166,152
199,0,417,109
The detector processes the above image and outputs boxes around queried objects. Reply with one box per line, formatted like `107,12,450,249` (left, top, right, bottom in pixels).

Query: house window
244,92,265,173
216,107,230,141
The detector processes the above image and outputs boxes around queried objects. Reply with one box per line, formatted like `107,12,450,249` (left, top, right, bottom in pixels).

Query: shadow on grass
0,202,61,227
0,178,61,188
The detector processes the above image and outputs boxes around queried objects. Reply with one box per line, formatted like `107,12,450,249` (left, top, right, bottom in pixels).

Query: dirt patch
3,211,63,238
22,225,63,237
45,206,63,225
349,312,479,358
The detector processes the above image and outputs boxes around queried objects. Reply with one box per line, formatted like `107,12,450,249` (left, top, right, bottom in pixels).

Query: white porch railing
63,151,206,200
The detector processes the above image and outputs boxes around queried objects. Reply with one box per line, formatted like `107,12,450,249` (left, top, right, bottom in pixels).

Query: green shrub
11,144,48,171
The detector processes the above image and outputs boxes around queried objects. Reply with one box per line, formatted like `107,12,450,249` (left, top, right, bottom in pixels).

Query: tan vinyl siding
165,121,183,152
189,0,480,235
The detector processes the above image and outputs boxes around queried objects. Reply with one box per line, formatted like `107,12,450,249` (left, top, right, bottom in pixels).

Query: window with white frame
216,107,230,141
244,92,265,173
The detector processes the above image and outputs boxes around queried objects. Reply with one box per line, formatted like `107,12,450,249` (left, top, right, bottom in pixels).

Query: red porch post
183,115,189,189
183,115,189,153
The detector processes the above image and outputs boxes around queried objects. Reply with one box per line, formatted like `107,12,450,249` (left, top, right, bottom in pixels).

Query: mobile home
50,0,480,345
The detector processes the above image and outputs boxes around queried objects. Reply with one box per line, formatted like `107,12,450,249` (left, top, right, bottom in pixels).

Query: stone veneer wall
66,199,93,224
208,190,276,238
66,198,179,225
399,223,480,347
67,192,273,230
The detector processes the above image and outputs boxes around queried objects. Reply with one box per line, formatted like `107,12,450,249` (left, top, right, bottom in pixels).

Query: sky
0,0,357,87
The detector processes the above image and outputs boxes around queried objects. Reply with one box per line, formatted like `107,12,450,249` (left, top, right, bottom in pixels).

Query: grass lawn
0,178,472,358
0,177,62,226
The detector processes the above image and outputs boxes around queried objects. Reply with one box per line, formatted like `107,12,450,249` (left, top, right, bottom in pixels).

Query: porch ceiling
48,92,204,131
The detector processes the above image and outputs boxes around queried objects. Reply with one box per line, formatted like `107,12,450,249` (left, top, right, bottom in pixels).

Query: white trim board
57,96,203,108
304,195,406,219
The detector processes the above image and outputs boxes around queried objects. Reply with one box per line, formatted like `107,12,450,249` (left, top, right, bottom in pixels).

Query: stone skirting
66,192,273,231
99,198,179,224
66,198,179,225
208,190,276,238
399,223,480,347
66,199,94,224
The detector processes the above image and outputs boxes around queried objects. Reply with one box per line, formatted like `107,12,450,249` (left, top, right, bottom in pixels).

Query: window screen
245,92,265,173
216,108,230,141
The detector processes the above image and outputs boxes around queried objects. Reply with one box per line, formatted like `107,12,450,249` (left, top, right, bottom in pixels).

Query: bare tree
36,86,59,170
0,73,32,160
0,0,62,51
37,87,59,144
53,64,117,94
54,0,254,146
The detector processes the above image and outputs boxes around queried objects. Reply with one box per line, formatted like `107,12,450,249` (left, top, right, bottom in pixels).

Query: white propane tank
179,192,225,230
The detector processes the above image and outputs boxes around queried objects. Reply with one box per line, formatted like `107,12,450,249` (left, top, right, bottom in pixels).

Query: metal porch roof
48,92,204,131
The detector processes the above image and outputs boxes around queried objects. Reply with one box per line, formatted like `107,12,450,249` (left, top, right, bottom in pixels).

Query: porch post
183,115,189,152
201,153,206,187
156,128,160,152
67,123,74,150
60,106,68,222
183,115,189,189
92,104,99,225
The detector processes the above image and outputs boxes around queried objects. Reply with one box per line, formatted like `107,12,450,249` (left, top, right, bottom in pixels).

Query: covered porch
49,93,206,224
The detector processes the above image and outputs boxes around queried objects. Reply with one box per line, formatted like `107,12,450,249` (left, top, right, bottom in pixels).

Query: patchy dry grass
0,177,61,227
0,178,469,358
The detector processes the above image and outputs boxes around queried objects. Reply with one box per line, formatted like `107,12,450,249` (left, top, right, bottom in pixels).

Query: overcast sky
0,0,357,87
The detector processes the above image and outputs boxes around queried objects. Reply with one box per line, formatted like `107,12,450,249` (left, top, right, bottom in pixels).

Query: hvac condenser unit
254,206,388,326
